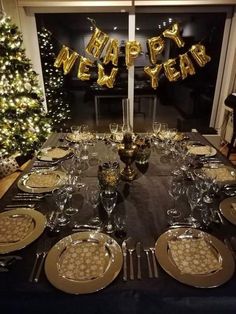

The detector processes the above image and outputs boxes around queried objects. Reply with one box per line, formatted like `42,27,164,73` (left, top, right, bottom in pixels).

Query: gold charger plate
45,232,123,294
17,169,67,193
37,146,73,161
155,228,235,288
219,197,236,225
0,209,46,254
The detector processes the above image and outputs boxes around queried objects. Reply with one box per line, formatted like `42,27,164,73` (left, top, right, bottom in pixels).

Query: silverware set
121,239,159,280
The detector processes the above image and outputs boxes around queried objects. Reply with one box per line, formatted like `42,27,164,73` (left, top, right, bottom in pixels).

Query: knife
121,240,127,281
136,242,141,280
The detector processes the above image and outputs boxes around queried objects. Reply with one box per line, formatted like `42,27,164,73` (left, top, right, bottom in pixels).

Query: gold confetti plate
65,133,95,143
17,170,67,193
0,209,46,254
37,146,73,161
219,197,236,225
45,232,123,294
155,228,235,288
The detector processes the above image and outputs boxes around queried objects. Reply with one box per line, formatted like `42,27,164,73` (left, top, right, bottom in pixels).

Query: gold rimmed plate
0,209,46,254
37,146,73,162
17,169,67,193
45,232,123,294
219,197,236,225
155,228,235,288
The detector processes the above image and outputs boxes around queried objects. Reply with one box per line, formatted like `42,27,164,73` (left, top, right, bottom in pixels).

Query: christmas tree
0,14,51,158
38,27,71,130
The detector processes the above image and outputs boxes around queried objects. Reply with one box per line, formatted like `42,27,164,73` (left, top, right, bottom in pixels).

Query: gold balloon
179,52,196,79
163,58,181,82
163,23,185,48
77,57,93,81
97,63,118,88
147,36,165,64
54,45,79,75
103,39,119,66
125,41,141,68
86,27,109,59
144,64,163,89
190,44,211,67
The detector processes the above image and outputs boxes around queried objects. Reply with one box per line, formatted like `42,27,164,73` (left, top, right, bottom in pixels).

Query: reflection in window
134,12,226,132
36,13,128,132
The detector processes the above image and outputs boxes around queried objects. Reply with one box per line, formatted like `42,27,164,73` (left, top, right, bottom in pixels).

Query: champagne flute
86,184,102,226
167,178,182,223
186,185,202,223
52,187,70,226
100,190,117,233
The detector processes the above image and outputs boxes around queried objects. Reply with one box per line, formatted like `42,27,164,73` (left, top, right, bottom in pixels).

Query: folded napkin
188,145,212,155
58,242,107,281
41,147,70,160
0,214,33,243
26,172,60,188
203,167,235,181
168,238,222,275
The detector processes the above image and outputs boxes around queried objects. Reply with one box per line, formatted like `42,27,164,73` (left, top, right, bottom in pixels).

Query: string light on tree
0,13,51,158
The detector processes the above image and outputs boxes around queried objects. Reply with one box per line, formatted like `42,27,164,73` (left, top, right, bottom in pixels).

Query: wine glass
186,185,202,223
71,125,81,141
167,178,182,223
152,121,161,146
52,187,70,226
85,184,102,226
109,123,118,136
100,190,117,233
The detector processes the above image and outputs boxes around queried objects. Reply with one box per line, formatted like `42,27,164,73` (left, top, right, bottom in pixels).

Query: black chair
225,93,236,158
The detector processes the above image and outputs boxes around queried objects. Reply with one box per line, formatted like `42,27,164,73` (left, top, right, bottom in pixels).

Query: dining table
0,131,236,314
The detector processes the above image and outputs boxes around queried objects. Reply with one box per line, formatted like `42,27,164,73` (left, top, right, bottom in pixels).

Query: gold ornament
97,63,118,88
147,36,165,64
103,39,119,66
77,57,93,80
190,44,211,67
125,41,141,68
179,52,196,79
54,46,79,75
163,23,185,48
144,64,163,89
86,27,109,58
163,59,181,82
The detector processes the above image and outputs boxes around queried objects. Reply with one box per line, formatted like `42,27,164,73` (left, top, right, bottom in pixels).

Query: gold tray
17,169,67,193
155,228,235,288
219,197,236,225
45,232,123,294
0,209,46,254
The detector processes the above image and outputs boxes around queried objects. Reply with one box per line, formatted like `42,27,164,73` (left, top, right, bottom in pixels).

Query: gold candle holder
118,132,137,181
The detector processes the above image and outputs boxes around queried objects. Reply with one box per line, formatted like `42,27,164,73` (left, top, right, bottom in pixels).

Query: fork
150,247,159,278
144,247,153,278
126,237,135,280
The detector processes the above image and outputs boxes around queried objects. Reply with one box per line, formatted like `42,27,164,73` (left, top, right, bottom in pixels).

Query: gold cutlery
136,242,142,280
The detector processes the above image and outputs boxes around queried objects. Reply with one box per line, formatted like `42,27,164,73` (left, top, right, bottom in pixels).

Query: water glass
109,123,118,135
100,190,117,233
86,184,102,226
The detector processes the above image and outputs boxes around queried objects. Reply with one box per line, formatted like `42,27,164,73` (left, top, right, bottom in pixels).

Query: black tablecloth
1,133,236,314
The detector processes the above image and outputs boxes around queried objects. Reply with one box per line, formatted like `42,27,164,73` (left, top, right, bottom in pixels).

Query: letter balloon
86,27,109,59
163,23,185,48
144,64,163,89
163,59,181,82
125,41,141,68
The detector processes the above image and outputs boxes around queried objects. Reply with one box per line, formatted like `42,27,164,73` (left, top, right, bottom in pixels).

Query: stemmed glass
86,184,102,226
152,121,161,144
167,178,182,222
64,174,80,216
71,125,81,141
100,190,117,233
52,187,70,226
109,123,118,137
186,185,202,223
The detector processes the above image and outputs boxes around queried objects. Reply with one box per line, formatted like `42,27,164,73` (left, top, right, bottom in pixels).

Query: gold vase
118,132,137,181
